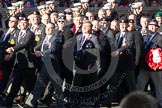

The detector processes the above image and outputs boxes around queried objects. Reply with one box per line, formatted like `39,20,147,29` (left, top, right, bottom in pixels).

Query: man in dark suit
127,19,143,81
71,20,101,108
57,15,74,42
56,15,74,99
98,17,116,47
0,17,37,107
104,17,136,107
24,23,64,108
136,20,162,108
0,16,18,99
91,20,111,95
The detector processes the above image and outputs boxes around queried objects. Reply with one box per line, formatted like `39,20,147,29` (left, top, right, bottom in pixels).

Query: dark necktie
145,34,153,49
117,35,123,48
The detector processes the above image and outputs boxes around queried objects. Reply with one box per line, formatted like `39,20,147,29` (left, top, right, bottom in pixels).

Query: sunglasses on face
58,20,64,23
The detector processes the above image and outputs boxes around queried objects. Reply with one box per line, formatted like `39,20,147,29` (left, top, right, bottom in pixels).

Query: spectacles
58,21,64,23
100,21,107,24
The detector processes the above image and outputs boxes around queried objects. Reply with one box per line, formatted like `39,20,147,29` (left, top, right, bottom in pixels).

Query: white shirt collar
120,32,125,37
46,35,52,41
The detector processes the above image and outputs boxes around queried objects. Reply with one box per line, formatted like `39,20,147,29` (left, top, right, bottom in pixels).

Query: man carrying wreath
136,19,162,108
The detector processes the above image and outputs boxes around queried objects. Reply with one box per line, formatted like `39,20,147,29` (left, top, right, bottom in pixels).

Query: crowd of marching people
0,0,162,108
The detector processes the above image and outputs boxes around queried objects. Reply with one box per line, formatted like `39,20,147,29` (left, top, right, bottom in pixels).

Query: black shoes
0,100,12,108
23,104,33,108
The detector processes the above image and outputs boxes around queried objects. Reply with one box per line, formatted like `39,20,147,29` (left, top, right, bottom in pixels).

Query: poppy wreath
146,48,162,70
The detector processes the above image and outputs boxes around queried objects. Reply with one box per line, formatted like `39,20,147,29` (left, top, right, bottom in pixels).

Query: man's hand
135,61,139,66
111,50,119,57
35,51,42,57
6,47,14,54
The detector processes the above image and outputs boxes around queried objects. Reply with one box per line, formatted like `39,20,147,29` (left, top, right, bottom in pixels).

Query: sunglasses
58,20,64,23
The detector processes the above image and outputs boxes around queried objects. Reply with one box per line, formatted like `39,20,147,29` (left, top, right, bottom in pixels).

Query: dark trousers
60,63,73,98
70,73,99,105
25,61,63,107
5,66,36,104
100,65,135,105
25,64,49,107
0,61,14,94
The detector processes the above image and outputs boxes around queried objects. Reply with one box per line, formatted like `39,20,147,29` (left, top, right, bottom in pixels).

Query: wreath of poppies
146,48,162,70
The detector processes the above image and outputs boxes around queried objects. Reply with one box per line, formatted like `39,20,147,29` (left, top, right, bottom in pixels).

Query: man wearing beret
104,16,136,107
127,19,143,93
127,19,143,67
99,17,111,34
0,17,37,107
154,11,162,34
57,15,73,42
56,15,74,102
136,19,162,108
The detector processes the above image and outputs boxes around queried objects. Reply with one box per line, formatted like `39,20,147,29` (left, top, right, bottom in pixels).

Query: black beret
19,17,29,22
33,11,40,16
99,17,112,22
128,19,134,23
58,15,66,20
119,16,128,23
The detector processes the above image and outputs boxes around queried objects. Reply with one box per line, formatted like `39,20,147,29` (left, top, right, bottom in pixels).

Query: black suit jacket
115,31,135,69
132,30,143,65
12,29,36,69
142,32,162,71
0,28,17,50
76,33,101,51
92,30,111,77
62,27,74,43
29,23,46,51
0,28,17,64
105,29,116,45
92,30,111,55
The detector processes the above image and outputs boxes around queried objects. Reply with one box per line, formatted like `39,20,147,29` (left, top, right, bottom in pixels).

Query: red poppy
146,48,162,70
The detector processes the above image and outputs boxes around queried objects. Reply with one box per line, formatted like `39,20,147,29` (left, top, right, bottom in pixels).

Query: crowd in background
0,0,162,8
0,0,161,108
